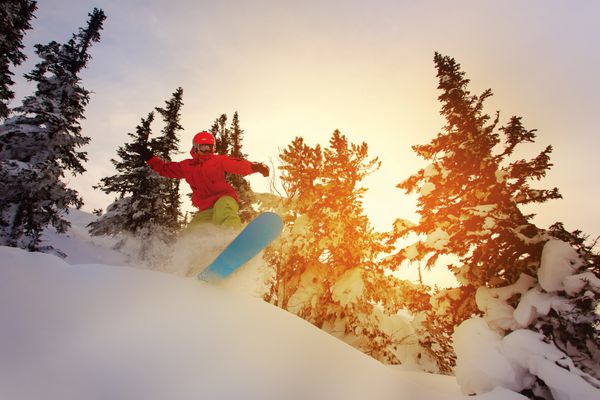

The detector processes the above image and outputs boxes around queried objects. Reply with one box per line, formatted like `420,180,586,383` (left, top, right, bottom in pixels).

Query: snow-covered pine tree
88,112,155,237
0,0,37,119
538,224,600,382
88,112,171,263
0,8,105,253
387,52,599,383
152,87,184,238
264,131,421,364
386,52,563,372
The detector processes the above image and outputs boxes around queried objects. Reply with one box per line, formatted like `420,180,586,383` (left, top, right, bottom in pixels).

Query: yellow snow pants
187,195,242,230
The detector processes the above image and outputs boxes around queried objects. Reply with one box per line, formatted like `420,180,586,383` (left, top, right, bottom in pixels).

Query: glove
251,162,269,177
139,146,154,162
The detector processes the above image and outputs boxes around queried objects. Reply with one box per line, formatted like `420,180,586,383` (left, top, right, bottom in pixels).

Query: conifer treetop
0,0,38,119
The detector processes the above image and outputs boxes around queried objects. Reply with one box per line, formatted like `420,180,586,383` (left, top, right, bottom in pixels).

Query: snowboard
198,212,284,281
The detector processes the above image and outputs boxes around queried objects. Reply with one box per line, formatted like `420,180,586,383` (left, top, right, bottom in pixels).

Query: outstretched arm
146,155,185,179
222,157,269,177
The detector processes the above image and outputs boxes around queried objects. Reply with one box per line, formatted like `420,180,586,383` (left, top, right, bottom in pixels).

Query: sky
10,0,600,239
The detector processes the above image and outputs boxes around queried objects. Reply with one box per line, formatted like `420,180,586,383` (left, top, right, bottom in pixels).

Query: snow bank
454,318,532,394
455,319,600,400
502,330,600,400
0,245,501,400
6,211,590,400
455,239,600,400
41,208,131,266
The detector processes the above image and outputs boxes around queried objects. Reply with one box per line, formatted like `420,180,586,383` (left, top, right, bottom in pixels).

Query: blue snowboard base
198,212,283,281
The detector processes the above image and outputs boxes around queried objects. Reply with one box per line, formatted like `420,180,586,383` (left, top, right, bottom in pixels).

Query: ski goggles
193,143,214,154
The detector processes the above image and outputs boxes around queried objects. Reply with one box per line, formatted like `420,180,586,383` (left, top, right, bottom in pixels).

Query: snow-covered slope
0,210,530,400
41,209,131,266
0,245,526,400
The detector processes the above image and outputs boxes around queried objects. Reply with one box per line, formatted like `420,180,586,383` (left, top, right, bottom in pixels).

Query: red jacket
147,151,254,211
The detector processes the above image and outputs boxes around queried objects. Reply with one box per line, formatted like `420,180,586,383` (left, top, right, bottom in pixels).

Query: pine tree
88,112,170,261
211,113,229,155
88,112,155,236
539,224,600,382
0,8,105,252
264,131,419,363
153,87,184,237
227,111,255,222
229,111,245,159
0,0,37,120
387,52,599,380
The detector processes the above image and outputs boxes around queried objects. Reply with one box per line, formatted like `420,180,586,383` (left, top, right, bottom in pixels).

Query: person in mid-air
141,130,269,230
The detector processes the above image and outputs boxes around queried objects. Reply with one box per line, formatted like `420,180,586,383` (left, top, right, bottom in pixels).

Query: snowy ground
0,210,555,399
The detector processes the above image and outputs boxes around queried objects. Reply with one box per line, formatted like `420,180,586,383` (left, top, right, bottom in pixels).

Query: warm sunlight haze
2,1,599,399
12,1,599,243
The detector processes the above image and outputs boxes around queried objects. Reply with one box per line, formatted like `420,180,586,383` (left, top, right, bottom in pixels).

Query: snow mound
0,245,496,400
455,239,600,400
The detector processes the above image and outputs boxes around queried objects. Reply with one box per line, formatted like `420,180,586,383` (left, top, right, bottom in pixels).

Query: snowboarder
140,131,269,230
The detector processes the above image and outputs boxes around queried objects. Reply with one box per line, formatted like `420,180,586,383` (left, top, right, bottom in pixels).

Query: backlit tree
265,131,426,363
387,53,599,383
